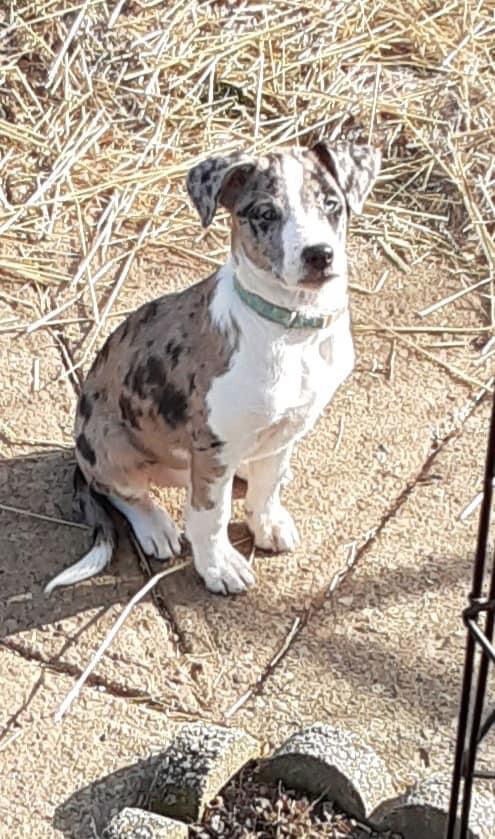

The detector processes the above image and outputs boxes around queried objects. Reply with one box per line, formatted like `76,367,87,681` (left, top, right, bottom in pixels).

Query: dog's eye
324,196,341,214
260,207,278,222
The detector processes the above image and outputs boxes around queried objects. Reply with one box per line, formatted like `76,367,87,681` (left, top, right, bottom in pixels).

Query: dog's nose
302,244,333,271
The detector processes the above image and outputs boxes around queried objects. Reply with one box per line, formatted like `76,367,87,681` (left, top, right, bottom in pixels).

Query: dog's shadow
53,753,162,839
0,449,141,636
0,448,251,638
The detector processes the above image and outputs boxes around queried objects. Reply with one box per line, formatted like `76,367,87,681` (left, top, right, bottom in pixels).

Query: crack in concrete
0,637,199,722
0,606,107,743
130,532,191,655
222,379,493,720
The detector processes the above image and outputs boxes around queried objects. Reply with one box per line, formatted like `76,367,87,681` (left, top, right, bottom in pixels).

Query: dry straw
0,0,494,377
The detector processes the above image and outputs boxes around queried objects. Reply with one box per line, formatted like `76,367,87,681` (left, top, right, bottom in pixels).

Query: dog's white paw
248,506,300,552
131,504,181,560
199,546,256,595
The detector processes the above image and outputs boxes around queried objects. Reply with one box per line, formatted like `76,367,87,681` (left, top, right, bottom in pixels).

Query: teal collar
233,275,345,330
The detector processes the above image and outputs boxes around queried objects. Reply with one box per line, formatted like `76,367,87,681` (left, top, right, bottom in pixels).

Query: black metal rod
466,618,495,664
460,535,495,835
446,389,495,839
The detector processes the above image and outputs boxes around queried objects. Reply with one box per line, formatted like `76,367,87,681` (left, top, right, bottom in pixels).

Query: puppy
45,141,380,596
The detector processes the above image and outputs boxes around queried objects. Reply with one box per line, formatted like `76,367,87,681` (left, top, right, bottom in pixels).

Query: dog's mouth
299,269,339,289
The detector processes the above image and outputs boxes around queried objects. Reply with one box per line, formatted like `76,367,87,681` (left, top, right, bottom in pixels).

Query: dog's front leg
185,464,256,595
245,447,300,553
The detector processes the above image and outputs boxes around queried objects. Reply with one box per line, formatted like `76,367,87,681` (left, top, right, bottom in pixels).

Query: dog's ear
186,154,256,228
311,141,381,214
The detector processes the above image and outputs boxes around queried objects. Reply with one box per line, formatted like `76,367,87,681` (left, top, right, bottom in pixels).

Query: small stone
370,772,495,838
258,723,393,819
101,807,187,838
149,722,259,822
338,596,354,607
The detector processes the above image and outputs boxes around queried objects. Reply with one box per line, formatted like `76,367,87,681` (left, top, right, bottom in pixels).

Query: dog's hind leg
109,491,181,560
45,467,182,595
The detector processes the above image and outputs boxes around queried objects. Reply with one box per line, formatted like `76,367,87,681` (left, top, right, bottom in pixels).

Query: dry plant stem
3,1,493,314
129,529,192,655
355,325,492,335
53,558,192,723
418,277,492,319
365,313,492,392
0,503,88,530
223,616,301,720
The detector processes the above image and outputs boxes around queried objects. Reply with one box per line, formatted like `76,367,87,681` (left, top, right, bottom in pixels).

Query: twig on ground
53,558,192,723
223,616,301,720
0,503,88,529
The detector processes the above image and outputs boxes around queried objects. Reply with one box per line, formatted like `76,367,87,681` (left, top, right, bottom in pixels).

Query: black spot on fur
99,336,111,364
165,341,183,369
78,393,92,421
188,373,196,394
94,390,101,400
119,393,141,429
146,356,165,386
196,439,224,452
139,300,158,326
76,433,96,466
119,320,130,343
156,382,188,429
123,361,133,388
131,364,147,399
171,345,182,368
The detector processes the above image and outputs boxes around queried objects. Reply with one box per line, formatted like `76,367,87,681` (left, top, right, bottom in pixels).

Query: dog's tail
44,466,117,596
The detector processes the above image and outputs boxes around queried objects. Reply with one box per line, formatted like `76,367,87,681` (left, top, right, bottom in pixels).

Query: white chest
206,314,354,458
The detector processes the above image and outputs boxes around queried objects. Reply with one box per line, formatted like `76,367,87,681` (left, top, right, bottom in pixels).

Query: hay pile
0,1,494,369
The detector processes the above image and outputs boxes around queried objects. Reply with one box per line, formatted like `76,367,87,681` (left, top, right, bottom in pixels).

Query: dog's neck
228,252,348,322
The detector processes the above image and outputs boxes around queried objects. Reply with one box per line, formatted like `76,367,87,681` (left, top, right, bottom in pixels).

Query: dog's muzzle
300,243,336,286
302,243,333,270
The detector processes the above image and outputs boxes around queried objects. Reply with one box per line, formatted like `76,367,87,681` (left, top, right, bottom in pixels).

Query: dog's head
187,142,380,288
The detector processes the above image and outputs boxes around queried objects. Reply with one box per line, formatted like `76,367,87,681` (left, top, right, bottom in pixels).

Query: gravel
189,761,398,838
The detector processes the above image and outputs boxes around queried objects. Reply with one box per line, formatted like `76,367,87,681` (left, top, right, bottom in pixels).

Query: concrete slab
0,646,177,839
1,240,493,837
229,397,495,787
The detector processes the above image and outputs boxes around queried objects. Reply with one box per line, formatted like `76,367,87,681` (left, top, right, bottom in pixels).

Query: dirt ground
1,233,495,836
